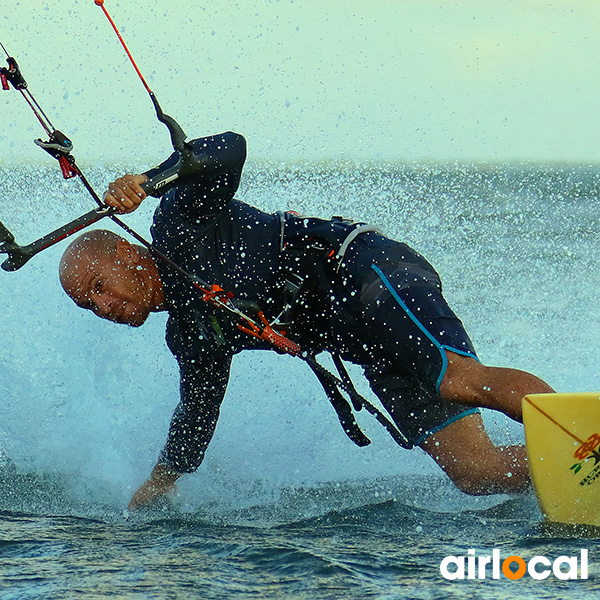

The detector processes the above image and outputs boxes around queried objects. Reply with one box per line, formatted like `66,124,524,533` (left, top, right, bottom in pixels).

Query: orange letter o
502,556,527,580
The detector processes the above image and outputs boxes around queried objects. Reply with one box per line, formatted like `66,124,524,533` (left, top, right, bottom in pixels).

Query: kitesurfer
58,132,555,510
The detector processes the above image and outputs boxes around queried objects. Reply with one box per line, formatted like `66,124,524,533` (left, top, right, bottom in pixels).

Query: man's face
64,254,153,327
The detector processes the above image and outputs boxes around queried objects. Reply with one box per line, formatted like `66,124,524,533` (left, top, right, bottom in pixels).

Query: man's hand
128,462,180,510
103,174,149,214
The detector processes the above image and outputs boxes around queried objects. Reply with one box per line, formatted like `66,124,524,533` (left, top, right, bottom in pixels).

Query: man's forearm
160,354,232,472
128,462,181,510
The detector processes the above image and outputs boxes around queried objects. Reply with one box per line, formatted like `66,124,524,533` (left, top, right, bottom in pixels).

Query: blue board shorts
342,232,480,447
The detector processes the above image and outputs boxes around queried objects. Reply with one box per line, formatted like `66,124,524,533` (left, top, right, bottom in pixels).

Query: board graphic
523,393,600,527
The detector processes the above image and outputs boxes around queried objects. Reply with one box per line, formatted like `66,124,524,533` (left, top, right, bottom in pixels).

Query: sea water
0,161,598,599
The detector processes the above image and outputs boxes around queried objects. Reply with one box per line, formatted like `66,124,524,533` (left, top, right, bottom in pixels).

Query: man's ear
115,239,140,266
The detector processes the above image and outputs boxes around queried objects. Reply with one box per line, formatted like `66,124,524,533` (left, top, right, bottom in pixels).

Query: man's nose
92,297,112,318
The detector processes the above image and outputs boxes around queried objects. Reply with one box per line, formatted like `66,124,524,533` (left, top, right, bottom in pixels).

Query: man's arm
128,351,233,510
144,131,247,225
128,462,180,510
102,132,247,220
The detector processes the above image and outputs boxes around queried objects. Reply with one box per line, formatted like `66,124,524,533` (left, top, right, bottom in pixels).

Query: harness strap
276,210,286,252
334,224,381,273
331,353,362,411
271,215,413,449
306,354,413,450
306,356,371,447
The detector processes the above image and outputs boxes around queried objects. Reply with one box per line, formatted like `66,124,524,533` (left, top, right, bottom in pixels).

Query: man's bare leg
421,412,529,495
438,352,555,421
421,351,555,494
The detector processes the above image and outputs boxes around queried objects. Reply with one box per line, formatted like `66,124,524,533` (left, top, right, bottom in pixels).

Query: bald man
60,228,164,327
60,132,554,510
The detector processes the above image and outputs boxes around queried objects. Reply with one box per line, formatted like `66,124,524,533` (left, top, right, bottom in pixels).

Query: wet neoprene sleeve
144,132,247,226
158,351,233,473
151,131,249,473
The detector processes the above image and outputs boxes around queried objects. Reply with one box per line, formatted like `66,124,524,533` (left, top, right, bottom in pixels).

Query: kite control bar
0,17,209,270
0,207,115,271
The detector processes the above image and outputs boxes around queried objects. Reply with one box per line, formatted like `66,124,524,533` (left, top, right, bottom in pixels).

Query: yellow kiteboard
523,393,600,527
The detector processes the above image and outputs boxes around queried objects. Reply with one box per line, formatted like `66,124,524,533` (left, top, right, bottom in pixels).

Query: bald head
59,229,124,296
59,229,164,326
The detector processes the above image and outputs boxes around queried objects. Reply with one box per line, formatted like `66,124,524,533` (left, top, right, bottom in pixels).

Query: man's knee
450,469,493,496
423,437,507,495
438,352,490,406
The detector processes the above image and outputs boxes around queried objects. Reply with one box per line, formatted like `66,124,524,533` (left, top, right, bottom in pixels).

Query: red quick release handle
260,326,301,356
238,311,302,357
58,156,78,179
1,71,8,91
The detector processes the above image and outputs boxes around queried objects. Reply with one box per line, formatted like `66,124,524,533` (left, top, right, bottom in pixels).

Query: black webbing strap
306,355,371,447
305,354,412,450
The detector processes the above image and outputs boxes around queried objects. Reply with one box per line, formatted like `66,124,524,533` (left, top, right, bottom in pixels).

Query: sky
2,0,600,165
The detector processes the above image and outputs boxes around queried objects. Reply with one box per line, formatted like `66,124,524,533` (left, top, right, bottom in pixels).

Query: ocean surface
0,160,599,598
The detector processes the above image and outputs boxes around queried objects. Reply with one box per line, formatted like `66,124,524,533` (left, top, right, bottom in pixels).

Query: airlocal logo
440,549,589,580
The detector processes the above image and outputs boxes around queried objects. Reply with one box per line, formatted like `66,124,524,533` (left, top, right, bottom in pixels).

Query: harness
271,214,412,449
